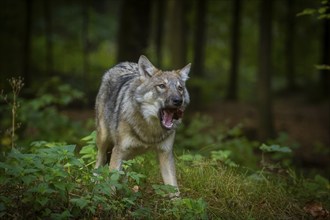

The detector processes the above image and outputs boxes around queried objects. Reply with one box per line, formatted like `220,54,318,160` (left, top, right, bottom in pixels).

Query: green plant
0,77,24,149
1,133,329,219
0,141,148,219
259,143,293,170
1,77,87,150
152,184,178,198
169,198,208,220
79,131,97,167
297,0,330,19
176,114,259,168
296,174,330,202
211,150,238,167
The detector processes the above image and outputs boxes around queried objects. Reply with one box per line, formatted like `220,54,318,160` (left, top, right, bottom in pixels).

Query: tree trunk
257,0,275,141
191,0,207,106
167,0,188,69
193,0,207,78
23,0,32,87
117,0,152,63
82,0,90,86
154,0,165,68
320,7,330,98
226,0,242,101
44,0,53,77
285,0,296,91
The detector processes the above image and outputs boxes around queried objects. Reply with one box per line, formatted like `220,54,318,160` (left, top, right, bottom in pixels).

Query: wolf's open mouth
160,108,184,129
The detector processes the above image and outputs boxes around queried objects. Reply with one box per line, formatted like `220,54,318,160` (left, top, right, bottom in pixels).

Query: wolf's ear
179,63,191,81
138,55,156,77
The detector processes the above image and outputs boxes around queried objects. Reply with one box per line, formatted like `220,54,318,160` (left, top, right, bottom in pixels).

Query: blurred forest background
0,0,329,173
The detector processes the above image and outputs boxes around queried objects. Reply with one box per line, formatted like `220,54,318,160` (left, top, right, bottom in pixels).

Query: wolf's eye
158,84,166,89
178,85,183,92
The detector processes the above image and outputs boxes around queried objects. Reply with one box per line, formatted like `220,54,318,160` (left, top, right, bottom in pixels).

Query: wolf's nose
172,97,183,106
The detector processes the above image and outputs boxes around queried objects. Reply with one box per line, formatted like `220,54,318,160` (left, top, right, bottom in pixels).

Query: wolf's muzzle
172,96,183,107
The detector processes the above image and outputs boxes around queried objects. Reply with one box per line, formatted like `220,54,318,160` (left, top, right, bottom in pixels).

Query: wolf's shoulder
111,61,139,76
102,61,139,83
114,61,138,71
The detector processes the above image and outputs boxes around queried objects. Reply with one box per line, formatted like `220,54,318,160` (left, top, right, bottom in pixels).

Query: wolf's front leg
109,146,127,171
158,149,180,197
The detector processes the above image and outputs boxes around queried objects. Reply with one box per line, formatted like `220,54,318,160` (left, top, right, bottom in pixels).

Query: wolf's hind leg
95,128,111,168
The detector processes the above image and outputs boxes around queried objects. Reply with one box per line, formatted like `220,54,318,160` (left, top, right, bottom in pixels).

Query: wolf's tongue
162,110,174,128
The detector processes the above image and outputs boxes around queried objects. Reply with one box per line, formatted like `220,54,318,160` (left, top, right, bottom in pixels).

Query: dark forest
0,0,329,219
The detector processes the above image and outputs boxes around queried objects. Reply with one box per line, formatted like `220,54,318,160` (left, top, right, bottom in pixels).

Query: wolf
95,55,191,196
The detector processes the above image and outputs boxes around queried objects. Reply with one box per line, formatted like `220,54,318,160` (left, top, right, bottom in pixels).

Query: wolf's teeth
161,109,175,129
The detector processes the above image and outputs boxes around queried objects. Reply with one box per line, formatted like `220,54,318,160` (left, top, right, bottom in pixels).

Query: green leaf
314,175,329,187
50,210,72,220
259,144,292,153
70,198,89,209
122,197,135,206
81,131,96,142
0,176,9,185
318,6,328,14
37,197,49,206
21,175,36,185
297,8,316,16
315,64,330,70
53,182,66,191
128,171,145,184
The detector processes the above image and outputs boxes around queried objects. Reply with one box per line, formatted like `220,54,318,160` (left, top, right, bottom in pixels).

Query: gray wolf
95,55,191,196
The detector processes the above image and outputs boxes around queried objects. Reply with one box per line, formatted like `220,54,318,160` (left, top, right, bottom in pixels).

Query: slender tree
23,0,32,87
44,0,53,76
320,5,330,98
154,0,165,68
285,0,296,91
191,0,207,105
257,0,275,140
117,0,152,62
167,0,188,69
193,0,207,78
226,0,242,100
82,0,90,84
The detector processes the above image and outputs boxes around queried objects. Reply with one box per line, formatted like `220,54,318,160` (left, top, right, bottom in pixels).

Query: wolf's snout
172,97,183,107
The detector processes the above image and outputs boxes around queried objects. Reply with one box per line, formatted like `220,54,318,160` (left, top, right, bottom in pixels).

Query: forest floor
206,97,330,170
2,96,327,219
64,96,330,172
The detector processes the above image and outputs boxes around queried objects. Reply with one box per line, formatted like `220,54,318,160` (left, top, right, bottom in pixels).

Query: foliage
297,0,330,73
0,143,142,219
176,114,303,172
0,128,329,219
0,77,88,150
297,0,330,19
177,114,259,168
0,133,209,219
0,77,24,149
0,80,328,219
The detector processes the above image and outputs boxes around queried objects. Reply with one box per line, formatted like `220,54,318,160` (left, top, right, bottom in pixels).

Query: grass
149,155,306,219
0,134,329,219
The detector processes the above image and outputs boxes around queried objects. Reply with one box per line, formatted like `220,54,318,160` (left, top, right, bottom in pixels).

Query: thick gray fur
95,55,191,196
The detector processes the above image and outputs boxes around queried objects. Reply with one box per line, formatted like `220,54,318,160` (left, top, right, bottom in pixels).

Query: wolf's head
135,55,191,130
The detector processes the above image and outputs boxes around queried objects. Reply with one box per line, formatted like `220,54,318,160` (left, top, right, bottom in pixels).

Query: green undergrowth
0,131,328,219
0,79,329,219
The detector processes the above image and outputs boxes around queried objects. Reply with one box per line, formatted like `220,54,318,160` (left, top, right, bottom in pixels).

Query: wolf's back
95,62,140,134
